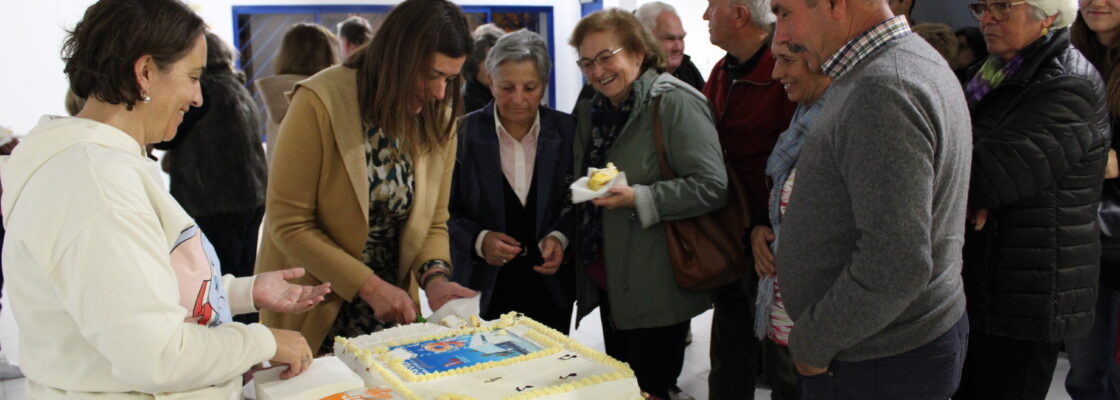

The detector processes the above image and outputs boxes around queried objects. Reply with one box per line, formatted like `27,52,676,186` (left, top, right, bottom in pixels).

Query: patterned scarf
765,99,826,239
752,99,827,339
965,32,1054,105
578,93,635,279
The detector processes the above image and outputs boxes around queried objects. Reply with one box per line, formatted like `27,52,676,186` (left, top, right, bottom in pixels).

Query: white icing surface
333,316,643,400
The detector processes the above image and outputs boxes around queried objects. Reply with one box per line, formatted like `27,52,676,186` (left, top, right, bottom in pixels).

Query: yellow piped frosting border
336,312,641,400
502,317,639,400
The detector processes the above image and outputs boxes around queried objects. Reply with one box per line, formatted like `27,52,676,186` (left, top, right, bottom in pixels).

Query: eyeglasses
968,1,1028,21
576,47,624,72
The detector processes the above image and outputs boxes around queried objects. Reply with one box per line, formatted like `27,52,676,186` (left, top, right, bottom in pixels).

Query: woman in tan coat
257,0,477,354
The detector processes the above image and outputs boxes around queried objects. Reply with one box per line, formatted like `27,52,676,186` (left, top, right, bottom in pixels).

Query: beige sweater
1,116,275,399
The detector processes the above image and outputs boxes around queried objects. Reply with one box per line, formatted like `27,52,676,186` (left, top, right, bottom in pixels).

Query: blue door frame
580,0,603,16
231,4,557,107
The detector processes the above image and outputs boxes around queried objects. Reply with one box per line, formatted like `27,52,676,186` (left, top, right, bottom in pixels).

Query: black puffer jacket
1100,113,1120,285
964,29,1111,342
154,66,268,217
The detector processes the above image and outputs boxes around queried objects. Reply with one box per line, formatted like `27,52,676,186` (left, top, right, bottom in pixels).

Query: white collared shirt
475,108,568,257
493,106,541,206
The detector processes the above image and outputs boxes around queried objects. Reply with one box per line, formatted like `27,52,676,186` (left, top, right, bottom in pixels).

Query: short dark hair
204,32,237,72
337,16,373,48
62,0,205,110
204,32,249,83
276,23,338,76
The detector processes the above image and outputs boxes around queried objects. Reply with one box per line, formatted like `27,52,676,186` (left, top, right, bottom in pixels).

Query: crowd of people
0,0,1118,399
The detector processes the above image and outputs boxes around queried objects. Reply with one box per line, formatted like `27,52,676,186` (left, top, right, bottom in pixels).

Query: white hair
635,2,678,32
1024,0,1078,29
732,0,776,28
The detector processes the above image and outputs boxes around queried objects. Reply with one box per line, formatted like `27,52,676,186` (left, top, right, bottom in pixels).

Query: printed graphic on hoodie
169,226,232,326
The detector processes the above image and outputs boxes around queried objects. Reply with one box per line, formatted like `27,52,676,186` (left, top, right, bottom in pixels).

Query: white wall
0,0,583,135
0,1,94,135
0,0,975,136
632,0,726,84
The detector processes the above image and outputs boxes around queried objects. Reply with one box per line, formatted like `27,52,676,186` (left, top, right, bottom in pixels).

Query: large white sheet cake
333,313,644,400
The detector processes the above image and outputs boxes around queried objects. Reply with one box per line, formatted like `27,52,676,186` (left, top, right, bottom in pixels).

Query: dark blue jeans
800,314,968,400
1065,276,1120,400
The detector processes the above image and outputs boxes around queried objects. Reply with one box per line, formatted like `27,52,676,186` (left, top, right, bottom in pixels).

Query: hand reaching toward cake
253,267,332,313
533,236,564,275
425,279,478,312
359,274,418,325
268,327,313,379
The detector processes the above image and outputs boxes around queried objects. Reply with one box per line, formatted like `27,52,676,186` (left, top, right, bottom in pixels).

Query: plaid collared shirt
820,15,912,80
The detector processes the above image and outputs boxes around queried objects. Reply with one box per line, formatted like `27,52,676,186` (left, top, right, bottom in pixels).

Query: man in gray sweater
770,0,971,398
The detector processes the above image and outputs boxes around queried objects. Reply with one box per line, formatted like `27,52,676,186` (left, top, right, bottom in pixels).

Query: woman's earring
1042,26,1050,36
141,90,151,104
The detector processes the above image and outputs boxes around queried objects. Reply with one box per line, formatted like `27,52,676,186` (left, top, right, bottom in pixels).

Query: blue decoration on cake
390,331,543,375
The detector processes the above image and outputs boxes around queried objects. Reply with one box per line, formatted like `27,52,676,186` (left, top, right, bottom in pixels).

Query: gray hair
463,24,506,83
473,23,505,42
635,2,678,32
485,29,552,85
1024,0,1078,30
730,0,776,28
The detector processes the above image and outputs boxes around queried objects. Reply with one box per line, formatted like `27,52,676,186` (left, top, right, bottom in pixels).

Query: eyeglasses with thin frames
968,1,1028,21
576,47,624,72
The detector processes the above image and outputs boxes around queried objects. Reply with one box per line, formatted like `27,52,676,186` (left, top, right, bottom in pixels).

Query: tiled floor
0,294,1076,400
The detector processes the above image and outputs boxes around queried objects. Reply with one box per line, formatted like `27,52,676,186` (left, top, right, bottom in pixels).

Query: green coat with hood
574,69,728,330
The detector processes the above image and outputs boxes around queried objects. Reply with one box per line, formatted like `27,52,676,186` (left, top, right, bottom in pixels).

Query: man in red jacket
702,1,797,399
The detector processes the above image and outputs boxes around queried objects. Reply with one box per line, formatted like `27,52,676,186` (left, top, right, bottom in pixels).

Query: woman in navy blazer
449,30,576,333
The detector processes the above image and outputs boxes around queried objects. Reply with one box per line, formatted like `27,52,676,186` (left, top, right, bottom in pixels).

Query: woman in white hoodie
0,0,330,398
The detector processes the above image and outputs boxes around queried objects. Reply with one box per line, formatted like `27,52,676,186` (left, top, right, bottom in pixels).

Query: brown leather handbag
651,97,753,290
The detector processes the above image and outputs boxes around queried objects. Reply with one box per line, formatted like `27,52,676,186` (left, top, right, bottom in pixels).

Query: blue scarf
764,97,827,243
753,97,827,339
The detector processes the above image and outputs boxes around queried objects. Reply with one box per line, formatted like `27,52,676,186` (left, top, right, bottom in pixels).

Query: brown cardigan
255,65,456,352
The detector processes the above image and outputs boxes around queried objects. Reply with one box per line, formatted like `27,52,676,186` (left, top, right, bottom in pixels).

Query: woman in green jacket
569,9,728,400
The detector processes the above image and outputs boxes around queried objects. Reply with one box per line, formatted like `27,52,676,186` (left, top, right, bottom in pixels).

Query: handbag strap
651,96,676,180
